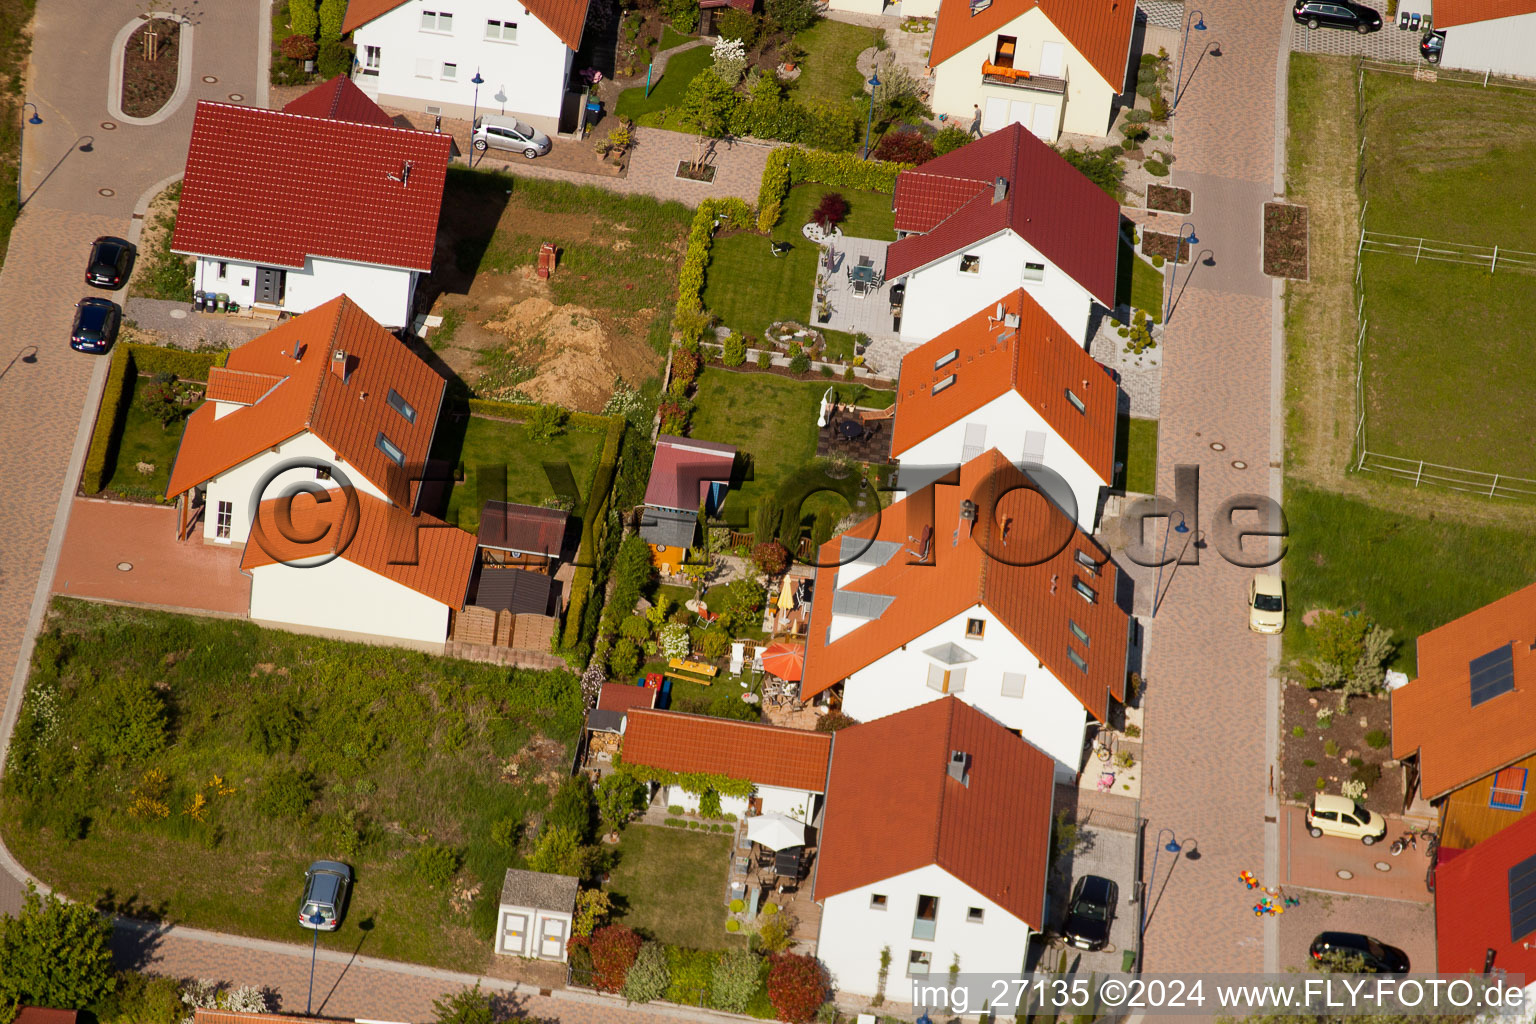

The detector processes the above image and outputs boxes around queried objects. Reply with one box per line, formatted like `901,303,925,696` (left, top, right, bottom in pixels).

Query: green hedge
561,413,628,650
81,345,135,494
468,397,616,434
755,147,908,231
125,343,227,381
673,197,754,338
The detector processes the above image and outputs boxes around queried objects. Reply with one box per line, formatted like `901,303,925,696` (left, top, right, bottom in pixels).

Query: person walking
969,104,983,137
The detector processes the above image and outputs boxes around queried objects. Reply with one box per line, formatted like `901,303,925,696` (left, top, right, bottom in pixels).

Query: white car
472,115,552,159
1248,573,1285,633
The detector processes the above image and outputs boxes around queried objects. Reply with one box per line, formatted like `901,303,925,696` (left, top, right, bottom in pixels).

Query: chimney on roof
331,349,352,383
948,750,971,787
291,340,305,361
993,177,1008,204
401,160,413,187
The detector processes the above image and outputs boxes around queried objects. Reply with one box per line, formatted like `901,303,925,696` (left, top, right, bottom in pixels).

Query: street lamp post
22,102,40,125
1173,10,1206,114
862,71,881,160
469,70,485,164
17,103,40,211
305,911,325,1014
1151,509,1189,618
1139,828,1184,939
1162,221,1199,324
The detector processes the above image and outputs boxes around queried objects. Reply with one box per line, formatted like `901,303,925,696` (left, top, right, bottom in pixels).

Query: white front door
1031,104,1059,141
982,97,1009,132
500,911,528,955
1039,40,1064,77
1008,99,1032,127
539,915,568,960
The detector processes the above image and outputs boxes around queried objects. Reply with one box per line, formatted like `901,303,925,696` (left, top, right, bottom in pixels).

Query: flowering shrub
280,33,318,60
660,623,692,659
751,541,788,576
712,37,749,84
583,924,643,992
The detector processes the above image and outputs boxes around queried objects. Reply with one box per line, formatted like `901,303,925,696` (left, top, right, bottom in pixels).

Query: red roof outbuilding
814,697,1056,927
622,708,833,793
643,435,738,511
171,101,451,272
884,124,1121,309
1435,809,1536,974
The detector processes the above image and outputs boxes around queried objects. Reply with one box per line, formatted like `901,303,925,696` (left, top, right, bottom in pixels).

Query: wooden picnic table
669,657,718,678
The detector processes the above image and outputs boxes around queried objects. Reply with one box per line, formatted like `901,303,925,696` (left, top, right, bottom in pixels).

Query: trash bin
193,290,205,312
227,301,239,315
215,293,229,313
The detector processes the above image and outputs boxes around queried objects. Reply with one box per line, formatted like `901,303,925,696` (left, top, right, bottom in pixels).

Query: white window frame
486,17,518,41
870,893,888,910
1021,261,1046,282
907,950,932,977
362,45,382,73
441,62,459,81
420,10,454,32
958,253,981,275
215,500,233,540
967,906,985,924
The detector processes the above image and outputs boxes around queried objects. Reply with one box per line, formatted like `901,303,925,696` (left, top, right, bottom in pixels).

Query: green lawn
641,657,763,721
1116,416,1157,494
100,374,188,503
616,44,712,121
659,24,694,52
1281,484,1536,676
4,599,585,971
604,824,745,950
1126,246,1164,322
703,184,896,338
791,20,883,102
429,412,605,531
0,0,37,266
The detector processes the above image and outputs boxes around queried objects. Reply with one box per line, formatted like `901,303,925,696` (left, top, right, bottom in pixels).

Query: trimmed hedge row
561,413,628,650
755,147,909,231
673,197,753,341
126,343,226,382
81,345,135,494
467,397,616,434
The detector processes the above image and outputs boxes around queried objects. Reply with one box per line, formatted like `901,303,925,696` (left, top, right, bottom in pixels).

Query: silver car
299,860,352,931
472,115,552,159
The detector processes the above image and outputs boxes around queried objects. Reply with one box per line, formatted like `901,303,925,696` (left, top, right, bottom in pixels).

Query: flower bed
1142,230,1193,263
1263,201,1309,280
1279,681,1401,815
122,18,181,118
1146,184,1192,215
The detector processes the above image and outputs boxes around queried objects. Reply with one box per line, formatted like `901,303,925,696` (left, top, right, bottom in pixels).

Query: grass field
100,374,187,503
790,20,882,102
616,44,711,122
3,600,585,970
605,825,744,949
703,184,896,338
1117,417,1157,494
659,25,694,52
1281,484,1536,675
1118,245,1164,322
429,413,605,530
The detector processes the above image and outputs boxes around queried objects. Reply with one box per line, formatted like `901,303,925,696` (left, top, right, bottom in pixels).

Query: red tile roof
204,367,286,406
801,448,1129,723
885,125,1121,308
195,1012,349,1024
891,288,1116,480
241,488,476,607
1392,581,1536,800
282,75,398,127
167,297,447,509
477,501,569,556
814,697,1055,926
622,708,833,793
342,0,591,48
599,682,660,713
171,101,450,272
930,0,1135,87
1434,809,1536,974
1433,0,1536,27
14,1010,79,1024
644,435,738,511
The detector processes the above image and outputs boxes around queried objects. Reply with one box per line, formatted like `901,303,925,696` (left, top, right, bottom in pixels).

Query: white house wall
352,0,575,133
1440,12,1536,78
899,232,1095,346
929,7,1122,141
825,0,889,16
496,904,572,961
817,864,1035,999
248,554,453,646
836,606,1091,780
193,256,417,328
662,783,817,821
897,393,1106,531
199,432,393,546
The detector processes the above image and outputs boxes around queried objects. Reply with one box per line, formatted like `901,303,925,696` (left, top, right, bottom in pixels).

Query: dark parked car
85,236,133,289
69,297,121,354
1308,931,1410,973
1063,874,1119,951
1293,0,1383,32
1421,29,1445,63
299,860,352,931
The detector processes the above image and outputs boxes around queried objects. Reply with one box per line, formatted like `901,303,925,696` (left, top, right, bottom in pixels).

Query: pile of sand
482,295,659,411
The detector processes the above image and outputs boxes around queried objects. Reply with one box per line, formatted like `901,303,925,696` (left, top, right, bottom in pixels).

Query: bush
716,8,760,46
723,332,747,367
931,124,971,156
81,345,134,493
1365,729,1389,749
1291,612,1395,696
699,787,724,819
765,0,819,34
490,816,521,855
788,351,811,374
757,350,773,369
0,883,116,1010
255,767,316,820
549,775,596,842
1149,89,1170,121
752,541,788,576
289,0,319,37
725,919,741,932
1152,254,1165,268
623,942,671,1003
1125,108,1153,124
767,952,828,1023
587,924,643,992
811,191,849,230
1145,160,1169,177
712,948,762,1012
1351,762,1382,790
697,626,731,660
528,824,592,878
668,804,685,815
280,33,318,60
412,842,463,887
609,637,641,678
431,982,495,1024
318,0,346,39
872,129,934,165
526,404,569,441
316,39,352,78
1058,146,1124,197
663,0,700,33
815,710,856,732
94,970,183,1024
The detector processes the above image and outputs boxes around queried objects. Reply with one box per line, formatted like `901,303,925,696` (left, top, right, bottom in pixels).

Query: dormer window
1074,548,1099,575
1065,388,1086,414
376,432,405,466
1072,577,1096,603
386,388,417,425
934,349,959,370
932,375,956,396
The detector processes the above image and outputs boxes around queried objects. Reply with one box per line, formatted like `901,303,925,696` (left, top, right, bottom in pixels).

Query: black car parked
1062,874,1119,951
85,236,134,289
1308,931,1410,973
1421,29,1445,63
1293,0,1383,32
70,297,121,354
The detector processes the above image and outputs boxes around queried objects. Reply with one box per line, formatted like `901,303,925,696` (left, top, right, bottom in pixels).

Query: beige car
1248,573,1285,633
1306,794,1386,844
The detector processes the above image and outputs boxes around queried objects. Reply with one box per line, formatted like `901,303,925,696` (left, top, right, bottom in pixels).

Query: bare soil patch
1142,230,1192,262
122,19,180,118
1147,184,1191,215
1280,682,1400,815
1265,203,1310,279
676,161,716,182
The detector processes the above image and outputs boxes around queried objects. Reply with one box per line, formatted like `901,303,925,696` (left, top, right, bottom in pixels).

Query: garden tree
711,948,762,1012
756,909,792,953
712,36,750,85
766,952,829,1022
809,509,837,555
620,614,651,643
754,496,782,545
595,769,647,835
723,332,748,366
931,124,971,156
549,775,596,841
752,540,789,576
527,825,595,878
431,982,494,1024
280,33,320,61
0,883,115,1011
712,577,765,634
776,499,804,549
1059,146,1124,197
318,0,347,40
765,0,819,35
289,0,319,37
1291,612,1395,701
680,70,739,172
621,942,671,1002
716,9,761,48
609,637,641,678
573,888,613,937
525,404,569,441
811,192,849,230
585,923,643,992
661,0,699,32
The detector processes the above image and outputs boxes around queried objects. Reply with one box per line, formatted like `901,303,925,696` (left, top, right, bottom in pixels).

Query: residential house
495,868,579,960
885,124,1121,346
922,0,1136,141
281,74,399,126
814,696,1054,997
639,435,737,572
165,297,477,648
801,448,1131,781
890,288,1118,530
344,0,590,135
1433,809,1536,979
621,708,832,821
1401,0,1536,78
1393,581,1536,851
171,97,451,328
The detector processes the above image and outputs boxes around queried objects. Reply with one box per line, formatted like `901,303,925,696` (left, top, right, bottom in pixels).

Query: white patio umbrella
746,812,805,851
817,386,836,428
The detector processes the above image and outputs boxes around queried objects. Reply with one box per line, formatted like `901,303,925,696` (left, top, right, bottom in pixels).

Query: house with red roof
344,0,591,134
1392,580,1536,852
171,93,450,329
1401,1,1536,77
891,288,1118,530
885,124,1121,347
639,435,737,572
802,448,1130,780
1433,806,1536,978
166,296,477,648
621,708,833,820
814,696,1055,997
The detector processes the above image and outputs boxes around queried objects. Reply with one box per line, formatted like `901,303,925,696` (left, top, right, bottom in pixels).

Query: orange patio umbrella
761,641,806,682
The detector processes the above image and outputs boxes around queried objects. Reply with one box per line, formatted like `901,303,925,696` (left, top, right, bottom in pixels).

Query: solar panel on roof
1509,852,1536,941
1470,644,1516,707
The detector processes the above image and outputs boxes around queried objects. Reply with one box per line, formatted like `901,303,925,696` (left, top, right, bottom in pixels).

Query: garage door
500,911,528,955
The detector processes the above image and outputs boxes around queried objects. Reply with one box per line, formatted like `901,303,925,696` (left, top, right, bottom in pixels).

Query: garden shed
496,868,580,961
